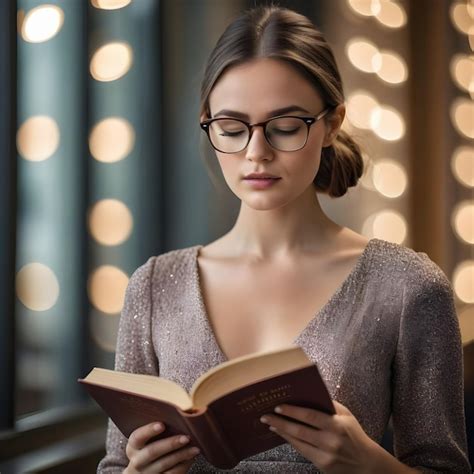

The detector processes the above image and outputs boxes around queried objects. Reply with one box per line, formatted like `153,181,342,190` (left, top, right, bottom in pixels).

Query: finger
262,414,335,449
133,434,193,471
332,399,352,415
273,429,332,470
269,404,334,430
128,422,166,451
143,443,200,473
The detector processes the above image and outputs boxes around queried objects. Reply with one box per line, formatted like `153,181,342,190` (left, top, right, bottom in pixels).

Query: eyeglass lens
208,117,308,153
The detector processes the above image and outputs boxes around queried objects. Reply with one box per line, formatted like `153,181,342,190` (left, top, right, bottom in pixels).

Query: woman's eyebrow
213,105,311,120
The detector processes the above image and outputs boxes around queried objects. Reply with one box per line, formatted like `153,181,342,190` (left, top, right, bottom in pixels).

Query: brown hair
199,4,363,198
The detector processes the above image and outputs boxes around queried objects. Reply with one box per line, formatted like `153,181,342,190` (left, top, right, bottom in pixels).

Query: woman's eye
272,127,300,135
220,130,245,137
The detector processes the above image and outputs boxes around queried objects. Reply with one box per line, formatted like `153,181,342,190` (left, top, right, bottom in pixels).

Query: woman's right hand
124,422,201,473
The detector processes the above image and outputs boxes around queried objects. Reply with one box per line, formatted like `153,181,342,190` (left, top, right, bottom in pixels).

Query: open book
78,344,334,469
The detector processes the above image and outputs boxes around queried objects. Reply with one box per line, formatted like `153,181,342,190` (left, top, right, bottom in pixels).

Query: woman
97,5,470,473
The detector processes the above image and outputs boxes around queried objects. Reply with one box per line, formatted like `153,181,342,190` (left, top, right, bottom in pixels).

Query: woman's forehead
208,58,323,114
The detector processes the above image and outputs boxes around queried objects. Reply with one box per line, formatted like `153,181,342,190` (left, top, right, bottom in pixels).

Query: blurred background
0,0,472,472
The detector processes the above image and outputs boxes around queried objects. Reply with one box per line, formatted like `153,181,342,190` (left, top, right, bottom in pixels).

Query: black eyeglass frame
200,107,333,154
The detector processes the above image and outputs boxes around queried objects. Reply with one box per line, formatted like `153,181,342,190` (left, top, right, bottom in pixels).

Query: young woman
97,5,470,473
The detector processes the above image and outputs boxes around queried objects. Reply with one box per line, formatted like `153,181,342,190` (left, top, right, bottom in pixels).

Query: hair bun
313,130,364,197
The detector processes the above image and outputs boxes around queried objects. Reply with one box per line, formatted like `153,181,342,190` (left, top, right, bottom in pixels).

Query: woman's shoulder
127,244,201,287
369,238,452,295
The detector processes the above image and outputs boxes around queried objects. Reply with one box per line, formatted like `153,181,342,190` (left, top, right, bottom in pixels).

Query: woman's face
205,58,343,211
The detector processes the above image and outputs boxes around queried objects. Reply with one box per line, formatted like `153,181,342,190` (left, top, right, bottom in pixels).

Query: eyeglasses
200,107,332,154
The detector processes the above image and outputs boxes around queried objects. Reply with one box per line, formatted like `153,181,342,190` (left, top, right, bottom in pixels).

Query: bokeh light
21,5,64,43
16,263,60,311
90,42,133,82
372,159,407,198
370,105,405,141
346,38,381,73
451,146,474,187
88,265,129,314
17,115,60,162
88,199,133,246
453,260,474,303
450,98,474,138
376,51,408,84
452,201,474,244
91,0,132,10
450,54,474,95
346,91,379,129
362,210,407,244
450,2,474,35
347,0,381,17
374,0,407,28
89,117,135,162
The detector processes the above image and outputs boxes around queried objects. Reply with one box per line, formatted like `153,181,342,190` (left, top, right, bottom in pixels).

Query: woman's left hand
259,400,380,474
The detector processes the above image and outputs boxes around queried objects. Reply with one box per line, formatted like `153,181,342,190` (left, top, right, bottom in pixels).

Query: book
78,344,334,469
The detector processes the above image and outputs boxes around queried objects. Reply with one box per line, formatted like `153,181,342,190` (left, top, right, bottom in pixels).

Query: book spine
181,408,238,469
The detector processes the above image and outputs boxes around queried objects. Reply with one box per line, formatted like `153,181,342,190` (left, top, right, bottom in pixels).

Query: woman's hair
199,4,364,198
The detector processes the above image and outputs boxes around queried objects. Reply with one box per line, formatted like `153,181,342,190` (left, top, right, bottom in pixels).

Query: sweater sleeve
97,256,159,473
391,254,471,473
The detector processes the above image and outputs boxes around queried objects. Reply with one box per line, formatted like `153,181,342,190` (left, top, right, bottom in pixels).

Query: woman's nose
245,126,273,161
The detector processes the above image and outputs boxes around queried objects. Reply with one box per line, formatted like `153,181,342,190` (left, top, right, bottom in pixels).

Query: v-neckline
192,238,377,363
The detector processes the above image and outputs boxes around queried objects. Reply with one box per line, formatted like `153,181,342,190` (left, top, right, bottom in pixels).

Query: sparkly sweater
96,238,471,473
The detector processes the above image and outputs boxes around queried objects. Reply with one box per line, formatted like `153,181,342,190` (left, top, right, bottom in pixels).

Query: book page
84,368,193,410
190,345,313,408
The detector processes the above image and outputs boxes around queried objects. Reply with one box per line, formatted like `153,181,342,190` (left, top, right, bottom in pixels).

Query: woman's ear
322,104,345,147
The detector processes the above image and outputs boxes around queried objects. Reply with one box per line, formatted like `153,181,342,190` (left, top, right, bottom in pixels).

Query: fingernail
190,447,200,454
274,406,283,414
260,416,269,423
179,435,190,444
153,423,163,431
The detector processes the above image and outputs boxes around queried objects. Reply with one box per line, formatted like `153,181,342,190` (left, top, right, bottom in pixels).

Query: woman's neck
224,188,343,261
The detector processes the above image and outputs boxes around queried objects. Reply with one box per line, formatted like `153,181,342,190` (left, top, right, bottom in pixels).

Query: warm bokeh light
374,0,407,28
346,91,379,129
89,117,135,162
452,201,474,244
346,38,381,73
453,260,474,303
459,305,474,345
16,263,60,311
90,42,133,82
21,5,64,43
88,265,129,314
362,210,407,244
450,54,474,96
360,153,376,190
370,105,405,141
376,51,408,84
91,0,132,9
372,159,407,198
88,199,133,246
17,115,60,162
450,2,474,35
451,146,474,187
90,310,120,352
347,0,381,17
450,98,474,138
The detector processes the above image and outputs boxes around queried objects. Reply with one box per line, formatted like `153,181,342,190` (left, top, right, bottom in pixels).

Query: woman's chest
197,261,352,360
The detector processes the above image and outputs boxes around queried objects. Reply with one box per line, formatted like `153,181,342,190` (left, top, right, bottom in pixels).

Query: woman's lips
243,177,281,189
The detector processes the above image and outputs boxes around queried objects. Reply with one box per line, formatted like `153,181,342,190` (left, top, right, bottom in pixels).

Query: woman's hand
124,421,200,473
259,400,383,474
